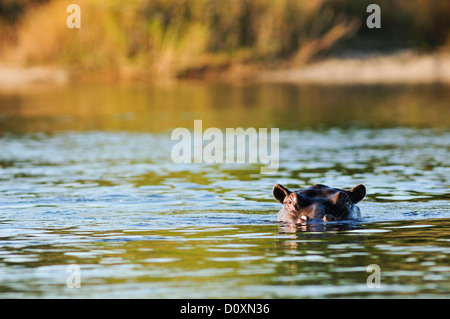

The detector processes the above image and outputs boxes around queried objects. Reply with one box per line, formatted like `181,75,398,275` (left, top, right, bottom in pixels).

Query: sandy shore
0,65,68,90
260,51,450,85
1,51,450,90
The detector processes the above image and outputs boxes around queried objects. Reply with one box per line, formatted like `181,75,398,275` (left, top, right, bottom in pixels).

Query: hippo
273,183,366,224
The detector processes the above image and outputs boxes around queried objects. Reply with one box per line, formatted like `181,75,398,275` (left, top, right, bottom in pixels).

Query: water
0,83,449,298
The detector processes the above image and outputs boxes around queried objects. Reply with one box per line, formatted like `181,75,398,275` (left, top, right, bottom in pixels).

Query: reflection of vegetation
1,0,357,78
0,83,448,134
1,0,449,79
2,219,448,297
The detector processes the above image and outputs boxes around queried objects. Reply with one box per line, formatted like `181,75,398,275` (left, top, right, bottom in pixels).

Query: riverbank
259,50,450,85
1,50,450,90
0,64,68,90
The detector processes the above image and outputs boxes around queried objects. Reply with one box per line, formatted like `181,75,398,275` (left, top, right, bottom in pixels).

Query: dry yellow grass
3,0,358,79
1,0,449,81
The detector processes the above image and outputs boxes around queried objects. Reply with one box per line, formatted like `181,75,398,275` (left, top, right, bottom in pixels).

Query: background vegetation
1,0,449,79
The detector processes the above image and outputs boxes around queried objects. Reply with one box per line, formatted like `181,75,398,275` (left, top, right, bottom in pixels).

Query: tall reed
1,0,449,79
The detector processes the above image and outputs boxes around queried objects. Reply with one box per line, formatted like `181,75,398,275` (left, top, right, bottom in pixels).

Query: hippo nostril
296,215,309,224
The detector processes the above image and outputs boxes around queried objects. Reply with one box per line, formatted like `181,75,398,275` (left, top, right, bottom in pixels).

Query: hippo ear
273,184,291,203
347,184,366,203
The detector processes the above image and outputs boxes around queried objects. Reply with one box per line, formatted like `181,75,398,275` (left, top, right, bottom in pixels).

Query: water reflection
0,214,449,298
0,83,449,298
1,83,449,134
278,221,362,233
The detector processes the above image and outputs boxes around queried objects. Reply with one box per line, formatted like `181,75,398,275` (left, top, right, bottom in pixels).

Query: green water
0,83,449,298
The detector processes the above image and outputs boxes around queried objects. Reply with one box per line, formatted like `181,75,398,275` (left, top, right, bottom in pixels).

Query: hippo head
273,183,366,224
